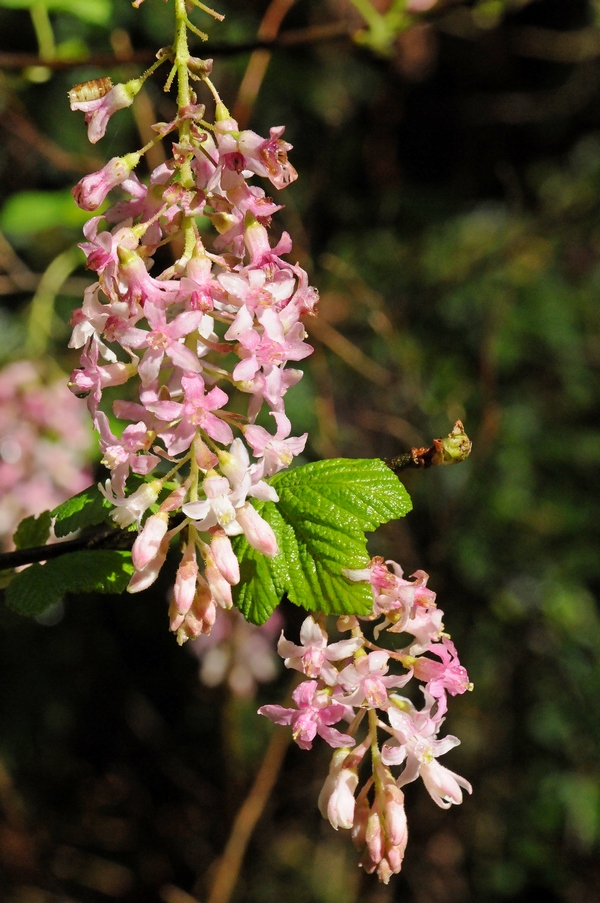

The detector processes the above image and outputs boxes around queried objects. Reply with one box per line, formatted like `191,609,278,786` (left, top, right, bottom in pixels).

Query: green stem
30,1,55,61
190,434,200,502
25,246,82,357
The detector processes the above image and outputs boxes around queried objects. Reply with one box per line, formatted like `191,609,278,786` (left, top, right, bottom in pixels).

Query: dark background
1,1,600,901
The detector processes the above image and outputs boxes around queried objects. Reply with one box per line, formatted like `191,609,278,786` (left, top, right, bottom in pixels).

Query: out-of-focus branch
305,317,391,387
233,0,297,127
0,105,102,174
0,22,353,72
511,25,600,63
203,691,295,903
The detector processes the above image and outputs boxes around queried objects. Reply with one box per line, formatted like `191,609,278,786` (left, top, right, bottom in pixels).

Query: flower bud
210,531,240,585
72,153,141,211
318,749,358,830
131,512,169,570
173,543,199,616
236,502,279,557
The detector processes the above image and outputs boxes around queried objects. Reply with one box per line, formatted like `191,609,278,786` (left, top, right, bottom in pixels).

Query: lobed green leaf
233,458,412,625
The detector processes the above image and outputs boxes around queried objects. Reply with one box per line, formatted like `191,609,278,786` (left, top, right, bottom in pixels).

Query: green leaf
0,190,94,237
233,458,412,625
5,550,134,617
0,0,112,26
51,484,114,537
13,510,52,550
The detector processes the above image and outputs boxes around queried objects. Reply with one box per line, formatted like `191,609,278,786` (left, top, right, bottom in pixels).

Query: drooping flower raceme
67,4,472,885
259,557,473,884
68,20,313,644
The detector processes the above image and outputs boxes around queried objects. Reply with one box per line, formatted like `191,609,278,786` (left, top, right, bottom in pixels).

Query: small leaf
51,485,114,537
5,550,134,617
13,510,52,550
233,458,412,625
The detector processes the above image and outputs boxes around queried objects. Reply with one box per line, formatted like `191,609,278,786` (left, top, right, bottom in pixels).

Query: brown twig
204,724,291,903
0,525,131,571
305,316,391,387
233,0,297,127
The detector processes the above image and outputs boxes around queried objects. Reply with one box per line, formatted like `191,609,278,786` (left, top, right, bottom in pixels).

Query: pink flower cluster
0,361,93,548
259,558,472,884
68,75,316,642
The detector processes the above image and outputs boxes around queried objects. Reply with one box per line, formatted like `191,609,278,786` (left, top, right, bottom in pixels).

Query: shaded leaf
51,484,114,537
13,510,52,550
5,550,134,617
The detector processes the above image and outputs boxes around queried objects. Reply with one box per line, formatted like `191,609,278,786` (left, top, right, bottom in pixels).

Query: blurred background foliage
2,0,600,901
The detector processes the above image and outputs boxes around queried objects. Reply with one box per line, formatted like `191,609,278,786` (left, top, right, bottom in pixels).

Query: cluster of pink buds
259,558,472,883
68,50,316,642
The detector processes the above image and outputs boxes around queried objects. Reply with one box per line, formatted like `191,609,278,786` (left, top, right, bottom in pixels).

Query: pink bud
204,547,233,609
131,513,169,570
365,810,384,865
318,749,358,830
72,152,140,211
173,543,199,616
174,583,217,644
351,794,370,851
210,531,240,585
127,535,169,593
236,502,279,557
385,796,408,851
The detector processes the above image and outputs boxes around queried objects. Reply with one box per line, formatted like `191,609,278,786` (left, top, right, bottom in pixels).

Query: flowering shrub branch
1,0,474,884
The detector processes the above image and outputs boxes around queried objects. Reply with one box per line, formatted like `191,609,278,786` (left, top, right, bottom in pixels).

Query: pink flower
152,374,233,455
245,412,307,479
337,651,411,709
68,338,134,417
190,608,283,698
100,478,161,529
121,302,203,386
344,558,437,631
96,411,160,495
412,637,472,699
232,308,312,382
70,78,141,144
182,472,240,532
277,615,363,684
0,361,93,546
236,126,298,189
381,690,472,808
258,680,356,750
420,759,472,810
